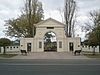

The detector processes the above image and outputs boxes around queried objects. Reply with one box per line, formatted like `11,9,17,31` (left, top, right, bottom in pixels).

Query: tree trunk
64,0,76,37
69,22,72,37
28,0,33,37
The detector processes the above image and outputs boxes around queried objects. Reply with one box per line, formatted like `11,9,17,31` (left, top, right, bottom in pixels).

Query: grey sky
0,0,100,39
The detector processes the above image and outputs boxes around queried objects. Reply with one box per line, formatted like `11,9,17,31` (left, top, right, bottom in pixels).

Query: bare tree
64,0,77,37
57,8,64,23
82,10,100,36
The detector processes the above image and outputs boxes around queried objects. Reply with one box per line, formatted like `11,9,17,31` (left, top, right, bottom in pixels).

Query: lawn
0,54,18,58
83,51,100,58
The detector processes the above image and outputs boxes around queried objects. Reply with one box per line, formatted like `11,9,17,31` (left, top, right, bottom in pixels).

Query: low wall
82,46,99,52
0,46,20,53
0,45,99,53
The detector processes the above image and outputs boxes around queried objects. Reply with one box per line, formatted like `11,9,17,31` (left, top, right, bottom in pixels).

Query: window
47,27,54,29
39,42,42,48
59,41,62,48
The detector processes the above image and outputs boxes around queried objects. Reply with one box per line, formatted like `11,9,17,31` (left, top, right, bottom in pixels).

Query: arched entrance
20,18,81,52
44,31,57,52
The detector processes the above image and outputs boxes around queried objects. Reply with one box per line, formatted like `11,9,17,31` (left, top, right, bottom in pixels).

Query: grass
83,51,100,58
82,51,98,53
84,54,100,58
0,54,18,58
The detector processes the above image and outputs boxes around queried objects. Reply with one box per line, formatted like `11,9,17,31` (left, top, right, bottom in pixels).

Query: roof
35,18,66,27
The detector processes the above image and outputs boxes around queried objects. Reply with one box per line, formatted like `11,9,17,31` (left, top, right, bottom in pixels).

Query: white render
82,46,100,52
0,46,20,53
20,18,81,52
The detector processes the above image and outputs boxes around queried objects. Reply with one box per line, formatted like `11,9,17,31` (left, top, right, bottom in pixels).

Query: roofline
34,18,66,26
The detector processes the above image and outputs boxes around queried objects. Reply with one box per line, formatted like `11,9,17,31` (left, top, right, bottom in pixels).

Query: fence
0,45,100,53
0,46,20,53
82,46,99,52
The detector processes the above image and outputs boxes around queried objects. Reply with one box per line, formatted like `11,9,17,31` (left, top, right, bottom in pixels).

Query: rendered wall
20,18,81,52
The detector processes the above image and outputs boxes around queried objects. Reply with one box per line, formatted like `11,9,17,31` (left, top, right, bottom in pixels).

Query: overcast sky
0,0,100,40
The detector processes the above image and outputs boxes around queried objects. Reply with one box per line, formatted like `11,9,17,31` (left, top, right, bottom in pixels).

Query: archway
44,31,57,52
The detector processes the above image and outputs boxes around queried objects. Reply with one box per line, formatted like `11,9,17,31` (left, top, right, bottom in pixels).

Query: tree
5,0,44,38
88,32,98,46
84,9,100,52
57,8,64,23
44,32,55,43
82,39,89,46
64,0,77,37
0,38,11,54
44,32,57,51
12,39,20,46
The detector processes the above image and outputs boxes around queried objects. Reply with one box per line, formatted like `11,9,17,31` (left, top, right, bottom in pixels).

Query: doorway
69,42,74,51
27,43,31,52
44,31,57,52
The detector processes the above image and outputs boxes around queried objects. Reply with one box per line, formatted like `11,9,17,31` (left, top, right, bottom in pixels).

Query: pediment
35,18,65,28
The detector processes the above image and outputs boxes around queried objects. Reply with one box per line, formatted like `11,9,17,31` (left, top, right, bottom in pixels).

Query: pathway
11,52,90,59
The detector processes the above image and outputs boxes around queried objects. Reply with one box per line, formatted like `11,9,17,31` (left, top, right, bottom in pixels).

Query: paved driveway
11,52,89,59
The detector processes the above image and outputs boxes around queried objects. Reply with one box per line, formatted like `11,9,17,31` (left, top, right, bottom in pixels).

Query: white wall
6,46,20,51
20,38,34,52
34,24,66,52
67,37,81,51
0,46,20,53
82,46,99,52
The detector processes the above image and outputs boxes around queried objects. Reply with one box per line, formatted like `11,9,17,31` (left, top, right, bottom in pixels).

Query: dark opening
47,27,54,29
44,31,57,52
69,42,74,51
27,43,31,52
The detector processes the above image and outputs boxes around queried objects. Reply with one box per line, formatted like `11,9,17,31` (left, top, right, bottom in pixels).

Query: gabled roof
35,18,66,27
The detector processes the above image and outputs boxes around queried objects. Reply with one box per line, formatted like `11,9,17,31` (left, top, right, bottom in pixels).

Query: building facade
20,18,81,52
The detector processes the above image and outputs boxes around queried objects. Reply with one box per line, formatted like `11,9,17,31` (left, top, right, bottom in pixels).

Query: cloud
0,0,100,40
0,0,23,10
40,0,64,11
0,0,23,38
0,0,23,20
44,9,63,22
0,19,5,38
77,0,100,14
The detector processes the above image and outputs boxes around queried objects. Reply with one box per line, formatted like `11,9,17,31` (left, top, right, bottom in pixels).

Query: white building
20,18,81,52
